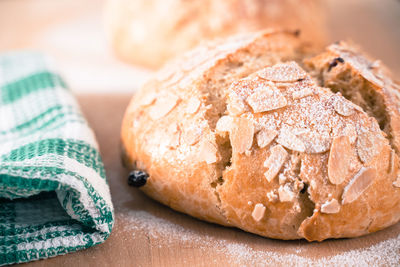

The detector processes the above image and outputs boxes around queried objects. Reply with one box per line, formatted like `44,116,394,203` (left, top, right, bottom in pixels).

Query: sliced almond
356,129,383,164
297,131,331,153
230,117,254,154
215,116,233,135
388,150,396,174
141,92,157,106
199,140,219,164
328,136,353,185
276,128,306,153
167,123,181,149
342,167,376,205
149,95,180,120
256,129,278,148
341,124,358,144
393,175,400,188
332,94,355,116
228,92,247,115
182,125,202,145
258,62,307,82
186,98,201,114
246,85,287,113
264,145,288,182
320,199,341,214
292,87,313,100
251,203,266,222
278,184,296,202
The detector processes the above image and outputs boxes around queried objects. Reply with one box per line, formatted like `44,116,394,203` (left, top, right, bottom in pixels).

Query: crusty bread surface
121,30,400,241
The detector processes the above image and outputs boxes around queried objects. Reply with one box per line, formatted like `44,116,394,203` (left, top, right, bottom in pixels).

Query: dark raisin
293,29,301,37
328,57,345,71
300,183,308,194
128,170,149,187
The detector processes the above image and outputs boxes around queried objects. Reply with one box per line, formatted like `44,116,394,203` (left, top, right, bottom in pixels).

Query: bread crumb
342,167,376,205
264,145,288,182
251,203,266,222
321,199,341,214
266,190,279,203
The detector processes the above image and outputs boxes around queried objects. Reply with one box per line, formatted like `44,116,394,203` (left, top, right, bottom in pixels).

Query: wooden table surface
20,94,400,267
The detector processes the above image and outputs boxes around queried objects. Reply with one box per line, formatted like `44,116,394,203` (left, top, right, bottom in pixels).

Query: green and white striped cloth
0,53,114,266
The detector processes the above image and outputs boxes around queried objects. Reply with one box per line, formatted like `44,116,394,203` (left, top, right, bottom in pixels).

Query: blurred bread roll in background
105,0,326,69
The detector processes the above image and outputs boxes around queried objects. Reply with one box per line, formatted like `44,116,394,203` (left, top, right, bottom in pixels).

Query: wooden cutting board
22,94,400,267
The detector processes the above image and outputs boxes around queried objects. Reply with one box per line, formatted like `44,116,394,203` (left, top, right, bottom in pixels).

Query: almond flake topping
256,129,278,148
230,117,254,154
389,150,396,174
297,131,331,153
141,92,157,106
393,175,400,188
227,92,247,115
199,140,219,164
149,95,180,120
278,184,296,202
215,116,233,135
292,87,313,100
186,98,201,114
182,125,202,145
356,129,383,164
258,62,307,82
328,136,354,185
251,203,266,222
246,84,287,113
341,124,358,144
342,167,376,205
321,199,341,214
167,123,180,149
332,94,355,117
264,145,288,182
276,128,306,152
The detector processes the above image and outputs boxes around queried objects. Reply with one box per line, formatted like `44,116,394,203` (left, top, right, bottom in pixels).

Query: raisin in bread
121,30,400,241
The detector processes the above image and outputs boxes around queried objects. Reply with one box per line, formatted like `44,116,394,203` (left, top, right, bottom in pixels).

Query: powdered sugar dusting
118,207,400,266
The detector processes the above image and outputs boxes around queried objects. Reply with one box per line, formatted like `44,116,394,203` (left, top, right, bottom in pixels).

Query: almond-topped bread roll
105,0,326,68
121,30,400,241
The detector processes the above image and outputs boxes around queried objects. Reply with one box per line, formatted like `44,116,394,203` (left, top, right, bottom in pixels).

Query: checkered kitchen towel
0,53,114,266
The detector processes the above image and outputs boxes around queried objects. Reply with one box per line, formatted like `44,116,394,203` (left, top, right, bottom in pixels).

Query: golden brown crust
105,0,326,68
121,30,400,241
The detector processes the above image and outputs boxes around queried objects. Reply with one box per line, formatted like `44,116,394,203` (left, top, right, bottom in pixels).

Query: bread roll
105,0,326,68
121,30,400,241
